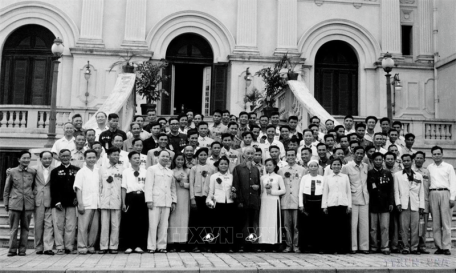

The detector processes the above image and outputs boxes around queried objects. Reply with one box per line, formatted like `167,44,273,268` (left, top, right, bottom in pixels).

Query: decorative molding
400,0,416,6
315,0,324,6
274,0,299,56
69,47,152,57
146,10,235,62
77,0,105,48
121,0,147,49
353,3,362,9
401,9,414,23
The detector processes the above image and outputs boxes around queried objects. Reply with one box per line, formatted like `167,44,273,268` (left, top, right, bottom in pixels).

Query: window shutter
211,63,228,113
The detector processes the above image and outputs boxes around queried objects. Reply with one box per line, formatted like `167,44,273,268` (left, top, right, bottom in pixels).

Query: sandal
148,249,155,254
158,249,167,253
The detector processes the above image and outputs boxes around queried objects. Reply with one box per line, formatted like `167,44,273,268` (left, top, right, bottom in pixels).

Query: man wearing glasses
167,117,187,153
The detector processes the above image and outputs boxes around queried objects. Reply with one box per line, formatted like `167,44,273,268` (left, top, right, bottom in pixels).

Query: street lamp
44,37,64,148
84,61,91,106
381,52,394,122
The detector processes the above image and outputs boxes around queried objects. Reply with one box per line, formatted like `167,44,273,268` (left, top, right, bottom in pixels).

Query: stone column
381,0,401,56
274,0,299,56
121,0,148,49
77,0,104,48
233,0,260,55
417,0,433,62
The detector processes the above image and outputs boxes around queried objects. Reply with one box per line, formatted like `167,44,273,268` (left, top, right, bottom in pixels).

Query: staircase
0,203,35,249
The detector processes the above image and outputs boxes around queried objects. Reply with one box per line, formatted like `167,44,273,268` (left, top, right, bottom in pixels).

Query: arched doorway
1,24,55,105
314,41,359,116
162,33,227,116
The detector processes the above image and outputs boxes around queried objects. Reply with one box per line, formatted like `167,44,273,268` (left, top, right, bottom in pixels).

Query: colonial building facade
1,0,455,189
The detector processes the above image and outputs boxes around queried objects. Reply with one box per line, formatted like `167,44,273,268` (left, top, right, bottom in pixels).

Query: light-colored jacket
207,172,233,204
342,161,369,205
394,170,425,211
34,163,54,207
145,164,177,207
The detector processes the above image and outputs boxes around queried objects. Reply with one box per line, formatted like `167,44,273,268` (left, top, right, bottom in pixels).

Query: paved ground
0,248,456,272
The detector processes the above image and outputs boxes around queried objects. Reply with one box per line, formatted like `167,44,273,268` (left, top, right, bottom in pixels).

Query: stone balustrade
0,105,96,134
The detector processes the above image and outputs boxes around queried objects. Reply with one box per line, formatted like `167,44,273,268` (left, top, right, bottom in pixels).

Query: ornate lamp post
84,61,91,106
381,52,395,122
44,37,64,148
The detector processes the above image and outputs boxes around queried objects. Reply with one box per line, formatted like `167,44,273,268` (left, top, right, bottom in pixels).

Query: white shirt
73,166,100,209
207,172,234,204
121,167,146,193
297,143,319,162
198,135,214,149
259,140,285,161
43,167,50,182
299,174,325,207
51,136,75,154
322,173,352,209
70,148,86,168
94,125,109,141
428,161,456,200
126,130,151,141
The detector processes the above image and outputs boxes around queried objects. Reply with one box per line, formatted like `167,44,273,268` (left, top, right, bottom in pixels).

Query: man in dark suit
3,150,36,257
50,149,80,255
232,147,261,252
33,151,55,255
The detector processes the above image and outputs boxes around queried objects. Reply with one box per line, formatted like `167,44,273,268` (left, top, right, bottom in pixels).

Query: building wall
0,0,450,121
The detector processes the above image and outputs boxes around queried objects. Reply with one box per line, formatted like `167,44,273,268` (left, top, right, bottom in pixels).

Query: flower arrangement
106,176,114,183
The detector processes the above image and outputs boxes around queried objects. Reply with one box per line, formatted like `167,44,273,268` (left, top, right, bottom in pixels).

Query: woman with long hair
258,158,286,252
206,156,236,252
168,153,191,252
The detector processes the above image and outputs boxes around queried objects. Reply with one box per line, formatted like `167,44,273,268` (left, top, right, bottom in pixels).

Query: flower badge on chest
134,171,139,178
284,172,291,178
106,176,114,183
216,177,222,184
154,151,159,156
202,170,208,178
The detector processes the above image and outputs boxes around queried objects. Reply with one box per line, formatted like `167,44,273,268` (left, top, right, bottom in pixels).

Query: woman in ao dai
259,158,286,248
206,156,235,252
168,154,191,252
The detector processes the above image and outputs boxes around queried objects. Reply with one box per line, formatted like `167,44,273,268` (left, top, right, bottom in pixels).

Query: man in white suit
33,151,55,255
394,154,425,255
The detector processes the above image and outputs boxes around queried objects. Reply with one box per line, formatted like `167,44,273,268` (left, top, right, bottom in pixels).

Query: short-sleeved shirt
73,166,100,209
121,167,147,193
51,136,75,154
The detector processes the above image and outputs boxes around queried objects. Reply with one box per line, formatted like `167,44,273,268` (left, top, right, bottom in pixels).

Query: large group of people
3,109,456,257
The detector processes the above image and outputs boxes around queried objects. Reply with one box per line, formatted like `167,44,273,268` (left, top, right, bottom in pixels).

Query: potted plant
279,53,299,80
243,87,264,111
109,51,140,73
135,59,170,114
255,59,288,117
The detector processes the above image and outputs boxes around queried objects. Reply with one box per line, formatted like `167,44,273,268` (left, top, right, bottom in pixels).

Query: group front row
3,144,455,256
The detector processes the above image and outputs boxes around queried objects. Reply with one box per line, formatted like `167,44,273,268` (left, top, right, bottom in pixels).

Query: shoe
134,247,144,253
180,249,186,253
294,248,301,253
228,249,234,253
238,247,244,253
36,251,43,255
360,250,369,254
192,247,200,253
419,250,430,254
391,249,400,254
401,249,410,254
57,250,65,255
256,248,262,252
98,250,107,254
88,249,96,254
443,249,451,255
110,250,118,254
148,249,155,254
349,250,357,254
168,248,176,253
7,252,17,257
434,249,444,255
282,247,292,253
125,248,133,254
382,250,391,255
44,250,54,256
370,250,377,254
158,249,167,253
410,250,420,255
18,252,26,256
78,251,87,255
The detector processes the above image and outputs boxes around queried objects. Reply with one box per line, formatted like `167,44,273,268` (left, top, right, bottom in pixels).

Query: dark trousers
122,192,148,250
189,196,208,247
212,203,236,250
326,206,350,254
238,208,259,248
301,199,325,252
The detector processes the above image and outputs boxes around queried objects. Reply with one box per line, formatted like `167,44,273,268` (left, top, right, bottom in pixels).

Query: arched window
1,25,55,105
161,33,227,116
314,41,359,116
